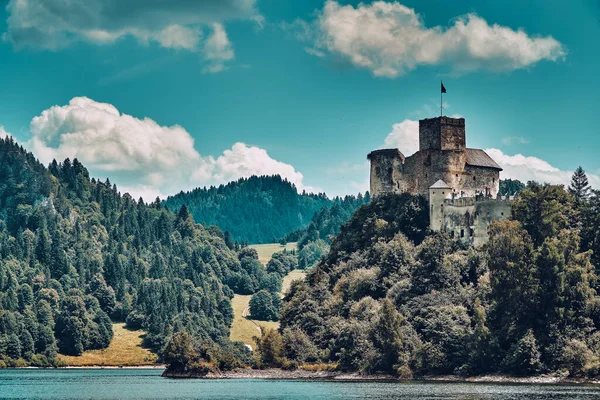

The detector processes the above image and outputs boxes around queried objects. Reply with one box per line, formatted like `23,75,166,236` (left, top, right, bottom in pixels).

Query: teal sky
0,0,598,200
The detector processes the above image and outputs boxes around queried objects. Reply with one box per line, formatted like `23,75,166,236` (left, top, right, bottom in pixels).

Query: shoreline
162,368,600,385
6,366,600,385
11,365,166,370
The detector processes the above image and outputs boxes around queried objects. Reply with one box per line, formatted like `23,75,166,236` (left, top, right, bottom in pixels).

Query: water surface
1,369,599,399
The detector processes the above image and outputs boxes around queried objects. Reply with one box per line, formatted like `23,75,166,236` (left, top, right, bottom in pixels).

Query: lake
1,369,600,399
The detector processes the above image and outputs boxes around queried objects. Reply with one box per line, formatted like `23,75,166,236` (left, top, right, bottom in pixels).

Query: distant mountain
164,175,361,244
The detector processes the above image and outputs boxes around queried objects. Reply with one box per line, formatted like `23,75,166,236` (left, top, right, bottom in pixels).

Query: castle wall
461,165,500,198
403,150,467,196
369,150,406,196
419,119,442,151
440,118,466,151
442,199,512,247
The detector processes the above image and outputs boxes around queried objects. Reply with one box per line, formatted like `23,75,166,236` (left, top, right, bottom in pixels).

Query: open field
249,242,297,265
282,269,306,295
58,323,158,366
231,242,305,346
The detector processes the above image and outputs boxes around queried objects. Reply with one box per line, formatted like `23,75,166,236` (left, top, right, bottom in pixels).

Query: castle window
493,178,496,183
460,229,465,238
450,231,455,238
456,174,458,178
473,176,476,181
501,212,504,216
442,192,445,195
470,228,474,237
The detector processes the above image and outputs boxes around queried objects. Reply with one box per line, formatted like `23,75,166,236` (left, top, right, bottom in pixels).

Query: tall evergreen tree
569,166,591,203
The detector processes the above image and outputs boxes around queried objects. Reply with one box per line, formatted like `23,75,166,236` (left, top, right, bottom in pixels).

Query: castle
368,116,513,246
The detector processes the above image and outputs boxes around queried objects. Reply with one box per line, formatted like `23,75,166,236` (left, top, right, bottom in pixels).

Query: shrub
253,328,285,368
249,290,280,321
560,339,599,377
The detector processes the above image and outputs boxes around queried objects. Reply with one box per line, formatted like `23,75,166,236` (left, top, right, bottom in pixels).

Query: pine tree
569,166,591,203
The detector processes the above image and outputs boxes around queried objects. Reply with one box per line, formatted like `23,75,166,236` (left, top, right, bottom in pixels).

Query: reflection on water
1,369,599,400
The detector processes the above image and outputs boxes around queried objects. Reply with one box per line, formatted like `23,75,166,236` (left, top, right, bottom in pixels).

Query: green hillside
163,175,367,244
0,137,255,367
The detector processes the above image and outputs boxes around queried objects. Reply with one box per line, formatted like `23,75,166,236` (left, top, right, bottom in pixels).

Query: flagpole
440,80,442,117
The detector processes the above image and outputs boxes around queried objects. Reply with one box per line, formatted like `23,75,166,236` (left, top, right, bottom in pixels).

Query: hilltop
164,175,367,244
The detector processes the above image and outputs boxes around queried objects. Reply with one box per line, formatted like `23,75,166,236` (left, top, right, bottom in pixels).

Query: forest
0,137,277,367
164,176,366,244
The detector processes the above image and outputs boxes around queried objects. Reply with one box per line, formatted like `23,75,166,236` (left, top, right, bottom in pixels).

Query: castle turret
419,116,465,151
367,149,405,197
429,180,452,231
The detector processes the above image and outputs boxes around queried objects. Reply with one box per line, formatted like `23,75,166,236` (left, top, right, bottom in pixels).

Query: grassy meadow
58,323,159,367
230,242,306,346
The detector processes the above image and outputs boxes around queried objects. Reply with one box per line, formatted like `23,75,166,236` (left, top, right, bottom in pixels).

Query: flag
441,82,447,93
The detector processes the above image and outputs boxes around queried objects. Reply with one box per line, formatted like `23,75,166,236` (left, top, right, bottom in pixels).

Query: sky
0,0,599,200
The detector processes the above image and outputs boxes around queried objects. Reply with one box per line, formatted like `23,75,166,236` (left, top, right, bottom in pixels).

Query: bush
560,339,599,377
253,328,285,368
249,290,280,321
298,240,329,269
162,332,198,372
282,327,319,363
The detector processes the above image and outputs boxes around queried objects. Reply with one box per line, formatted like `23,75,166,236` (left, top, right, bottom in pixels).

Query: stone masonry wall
442,199,512,246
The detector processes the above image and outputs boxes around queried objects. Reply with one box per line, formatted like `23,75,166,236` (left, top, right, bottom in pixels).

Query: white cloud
4,0,259,48
203,23,235,73
295,1,565,77
3,0,260,72
384,119,419,155
27,97,316,200
0,126,9,139
153,25,202,50
485,148,600,189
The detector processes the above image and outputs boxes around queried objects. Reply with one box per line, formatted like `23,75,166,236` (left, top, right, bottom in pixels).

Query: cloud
27,97,316,200
203,23,235,73
4,0,258,48
384,119,420,155
294,1,565,77
3,0,261,72
501,136,530,145
485,149,600,189
304,47,325,58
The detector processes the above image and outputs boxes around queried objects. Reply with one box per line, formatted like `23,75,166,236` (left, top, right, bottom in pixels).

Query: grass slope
231,243,305,346
58,323,159,366
249,242,298,265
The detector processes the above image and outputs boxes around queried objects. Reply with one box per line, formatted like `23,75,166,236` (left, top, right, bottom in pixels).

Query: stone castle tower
368,116,512,246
